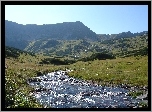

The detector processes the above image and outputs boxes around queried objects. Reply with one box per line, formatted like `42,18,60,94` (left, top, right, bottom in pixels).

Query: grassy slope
68,56,148,87
24,35,148,59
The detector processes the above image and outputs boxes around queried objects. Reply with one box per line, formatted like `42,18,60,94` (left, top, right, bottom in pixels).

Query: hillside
24,39,108,59
5,46,35,58
100,35,148,57
24,35,148,59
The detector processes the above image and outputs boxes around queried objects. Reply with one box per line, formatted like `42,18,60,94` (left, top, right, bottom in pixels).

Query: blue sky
5,5,148,34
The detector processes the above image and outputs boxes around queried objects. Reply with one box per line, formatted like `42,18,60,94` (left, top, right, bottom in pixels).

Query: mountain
97,31,148,41
5,20,98,50
5,20,148,58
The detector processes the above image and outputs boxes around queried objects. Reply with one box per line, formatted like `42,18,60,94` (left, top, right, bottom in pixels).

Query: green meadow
5,52,148,108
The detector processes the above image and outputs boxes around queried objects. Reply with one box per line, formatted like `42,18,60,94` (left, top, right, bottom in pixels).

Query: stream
27,70,145,108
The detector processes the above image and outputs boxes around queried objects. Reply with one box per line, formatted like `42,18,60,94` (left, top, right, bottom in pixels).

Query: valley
5,20,148,108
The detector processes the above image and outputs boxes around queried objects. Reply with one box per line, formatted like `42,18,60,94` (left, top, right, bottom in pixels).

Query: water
27,70,142,108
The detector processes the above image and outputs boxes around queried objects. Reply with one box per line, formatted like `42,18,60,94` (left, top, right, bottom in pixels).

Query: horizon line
5,20,148,35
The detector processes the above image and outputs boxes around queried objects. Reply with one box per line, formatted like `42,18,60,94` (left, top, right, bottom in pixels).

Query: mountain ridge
5,20,98,49
5,20,148,51
97,31,148,41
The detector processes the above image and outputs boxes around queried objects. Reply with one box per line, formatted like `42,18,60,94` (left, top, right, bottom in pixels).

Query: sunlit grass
68,56,148,87
5,54,148,108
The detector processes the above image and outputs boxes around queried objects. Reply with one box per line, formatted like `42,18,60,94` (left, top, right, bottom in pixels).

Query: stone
37,71,43,76
5,65,8,69
59,77,66,81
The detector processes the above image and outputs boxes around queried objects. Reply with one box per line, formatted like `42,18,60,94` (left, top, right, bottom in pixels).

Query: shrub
79,52,116,62
39,58,76,65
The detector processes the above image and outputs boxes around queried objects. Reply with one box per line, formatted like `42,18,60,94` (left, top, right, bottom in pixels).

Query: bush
39,58,76,65
119,47,148,57
79,52,116,62
5,69,43,108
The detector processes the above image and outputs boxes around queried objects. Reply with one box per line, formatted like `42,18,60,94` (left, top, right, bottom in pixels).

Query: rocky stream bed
27,70,148,108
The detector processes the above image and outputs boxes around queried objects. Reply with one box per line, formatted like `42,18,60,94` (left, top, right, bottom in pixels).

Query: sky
5,5,148,34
